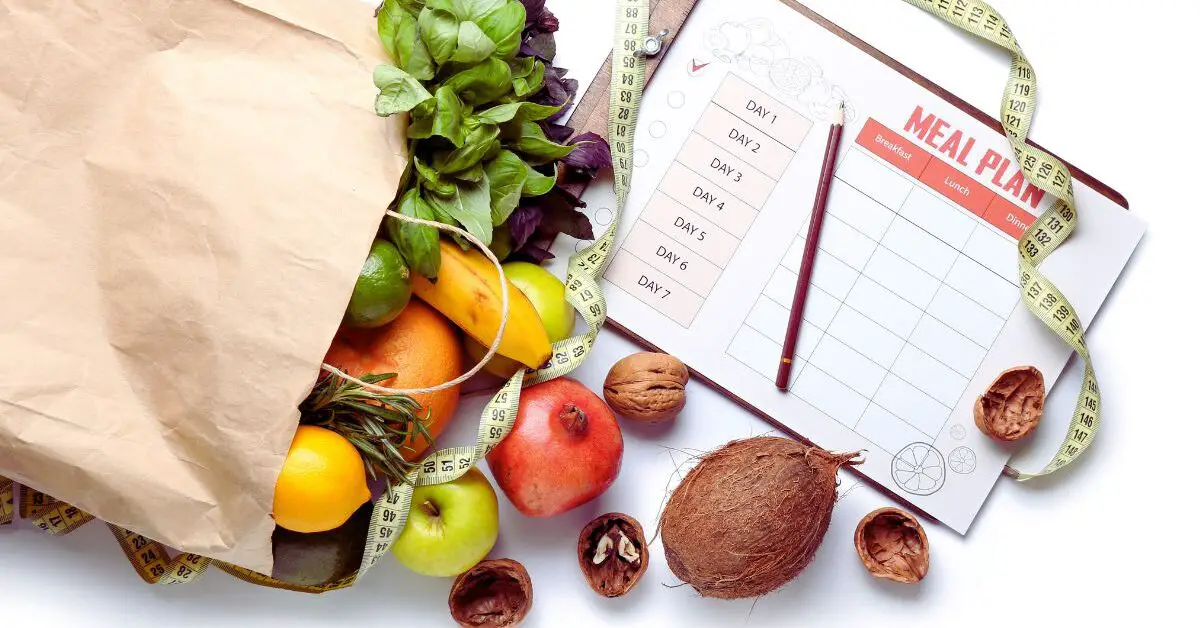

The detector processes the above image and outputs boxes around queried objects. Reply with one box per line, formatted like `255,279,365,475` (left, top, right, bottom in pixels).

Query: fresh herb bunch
374,0,611,274
301,372,432,483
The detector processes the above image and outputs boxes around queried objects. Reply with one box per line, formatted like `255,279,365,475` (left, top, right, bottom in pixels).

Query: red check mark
690,60,709,73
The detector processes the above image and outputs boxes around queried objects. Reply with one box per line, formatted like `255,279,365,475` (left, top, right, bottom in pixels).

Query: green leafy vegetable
374,65,434,116
415,156,457,196
440,57,512,105
388,188,442,281
507,120,574,164
512,60,544,98
380,5,436,80
484,150,528,224
452,20,497,64
470,0,525,58
522,164,555,196
430,87,467,146
472,101,560,125
426,178,494,246
433,123,500,174
418,7,459,64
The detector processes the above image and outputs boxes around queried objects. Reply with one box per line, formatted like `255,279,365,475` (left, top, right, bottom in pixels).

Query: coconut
659,437,861,599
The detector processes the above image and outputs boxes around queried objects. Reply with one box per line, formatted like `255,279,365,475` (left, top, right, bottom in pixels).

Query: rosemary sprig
300,372,432,484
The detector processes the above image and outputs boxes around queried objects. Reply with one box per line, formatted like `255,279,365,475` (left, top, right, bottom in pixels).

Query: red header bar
856,118,931,178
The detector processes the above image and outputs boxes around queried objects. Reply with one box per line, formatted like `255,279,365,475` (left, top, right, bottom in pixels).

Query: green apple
391,467,499,578
465,261,576,378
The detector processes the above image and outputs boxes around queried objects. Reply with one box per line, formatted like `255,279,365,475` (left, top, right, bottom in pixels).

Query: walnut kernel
577,513,648,598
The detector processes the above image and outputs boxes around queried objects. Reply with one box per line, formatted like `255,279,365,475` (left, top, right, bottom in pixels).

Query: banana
412,241,552,369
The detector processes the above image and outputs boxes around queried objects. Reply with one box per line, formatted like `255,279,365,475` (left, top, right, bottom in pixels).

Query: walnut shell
448,559,533,628
577,512,648,597
974,366,1045,441
854,508,929,584
603,352,689,424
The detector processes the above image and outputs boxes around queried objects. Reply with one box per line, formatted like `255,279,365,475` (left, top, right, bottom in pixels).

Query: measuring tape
900,0,1098,480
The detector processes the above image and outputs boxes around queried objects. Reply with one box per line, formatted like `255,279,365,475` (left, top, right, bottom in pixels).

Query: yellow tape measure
901,0,1099,480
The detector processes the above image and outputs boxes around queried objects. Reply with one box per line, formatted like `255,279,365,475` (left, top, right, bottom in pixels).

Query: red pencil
776,102,845,391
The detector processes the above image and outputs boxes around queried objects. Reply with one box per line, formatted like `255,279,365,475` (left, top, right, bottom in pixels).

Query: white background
1,0,1194,625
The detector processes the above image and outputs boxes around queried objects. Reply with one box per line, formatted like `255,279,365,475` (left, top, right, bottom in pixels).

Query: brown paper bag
0,0,403,572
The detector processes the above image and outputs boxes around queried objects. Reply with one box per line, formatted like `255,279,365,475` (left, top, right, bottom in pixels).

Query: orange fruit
324,299,464,458
274,426,372,533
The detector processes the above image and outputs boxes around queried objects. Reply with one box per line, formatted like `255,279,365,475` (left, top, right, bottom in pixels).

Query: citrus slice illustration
948,446,977,475
890,443,946,496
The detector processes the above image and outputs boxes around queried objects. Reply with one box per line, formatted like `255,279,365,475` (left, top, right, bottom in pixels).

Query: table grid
604,74,814,328
728,134,1027,456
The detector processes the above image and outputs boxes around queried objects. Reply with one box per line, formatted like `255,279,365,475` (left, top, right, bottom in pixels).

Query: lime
344,238,412,328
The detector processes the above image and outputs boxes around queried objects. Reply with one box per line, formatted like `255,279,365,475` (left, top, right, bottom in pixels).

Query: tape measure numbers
901,0,1099,480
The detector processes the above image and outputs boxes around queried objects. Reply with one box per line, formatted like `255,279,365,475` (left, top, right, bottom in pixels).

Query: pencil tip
835,101,845,125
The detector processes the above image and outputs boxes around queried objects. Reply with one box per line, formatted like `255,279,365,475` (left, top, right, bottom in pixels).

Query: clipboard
562,0,1132,527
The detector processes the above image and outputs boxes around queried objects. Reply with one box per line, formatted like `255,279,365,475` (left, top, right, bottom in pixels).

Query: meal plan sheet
551,0,1145,532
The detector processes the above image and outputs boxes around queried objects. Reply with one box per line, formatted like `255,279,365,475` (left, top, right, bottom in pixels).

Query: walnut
448,559,532,628
577,513,648,597
603,352,689,424
974,366,1045,441
854,508,929,584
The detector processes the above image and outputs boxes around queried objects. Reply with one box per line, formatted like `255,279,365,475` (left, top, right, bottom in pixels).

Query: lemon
273,426,372,534
344,238,412,328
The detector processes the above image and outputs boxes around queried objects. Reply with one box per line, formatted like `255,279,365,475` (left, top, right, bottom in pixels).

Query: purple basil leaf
521,31,556,61
537,11,559,33
519,0,547,26
513,241,555,263
542,122,575,144
540,202,594,241
508,204,542,250
534,66,579,118
562,132,612,179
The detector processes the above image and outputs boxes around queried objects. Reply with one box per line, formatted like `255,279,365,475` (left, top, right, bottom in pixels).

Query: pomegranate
486,378,623,517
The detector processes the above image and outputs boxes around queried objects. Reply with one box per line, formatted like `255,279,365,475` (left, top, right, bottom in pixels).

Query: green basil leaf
470,0,524,58
512,60,545,98
374,65,434,116
395,12,435,80
424,0,461,15
427,178,493,246
451,20,497,65
456,163,486,183
508,120,575,164
433,124,500,174
407,99,436,139
377,0,405,62
388,188,442,280
522,165,555,197
440,57,512,105
473,101,561,125
418,7,459,64
507,56,535,79
430,86,467,146
484,150,528,224
415,156,457,196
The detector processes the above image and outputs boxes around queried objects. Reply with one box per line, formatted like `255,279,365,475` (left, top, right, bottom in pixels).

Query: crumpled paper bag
0,0,403,572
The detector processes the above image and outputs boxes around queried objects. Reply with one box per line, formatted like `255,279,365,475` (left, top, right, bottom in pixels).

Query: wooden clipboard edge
560,0,1134,528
